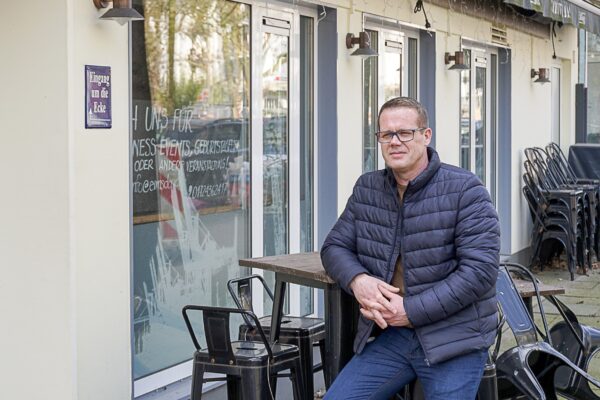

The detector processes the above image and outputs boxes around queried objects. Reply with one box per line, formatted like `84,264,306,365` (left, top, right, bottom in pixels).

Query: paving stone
555,279,600,290
559,297,600,306
554,303,600,317
559,287,600,298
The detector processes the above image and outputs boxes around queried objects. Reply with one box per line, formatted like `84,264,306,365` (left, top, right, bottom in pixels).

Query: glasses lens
376,132,392,143
398,130,414,141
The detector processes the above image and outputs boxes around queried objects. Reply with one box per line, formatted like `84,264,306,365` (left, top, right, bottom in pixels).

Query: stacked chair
522,144,596,279
546,142,600,259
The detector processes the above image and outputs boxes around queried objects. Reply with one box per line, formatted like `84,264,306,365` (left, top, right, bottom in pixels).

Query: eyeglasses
375,127,427,143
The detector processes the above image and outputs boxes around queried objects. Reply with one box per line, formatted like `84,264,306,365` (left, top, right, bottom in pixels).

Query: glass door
362,20,419,172
256,10,292,314
260,15,290,259
251,6,317,318
459,48,496,202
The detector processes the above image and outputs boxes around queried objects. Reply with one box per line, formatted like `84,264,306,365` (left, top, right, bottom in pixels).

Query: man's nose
390,133,403,145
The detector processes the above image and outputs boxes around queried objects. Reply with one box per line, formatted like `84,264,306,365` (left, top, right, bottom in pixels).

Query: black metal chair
494,263,600,399
227,275,325,397
182,304,307,400
546,295,600,399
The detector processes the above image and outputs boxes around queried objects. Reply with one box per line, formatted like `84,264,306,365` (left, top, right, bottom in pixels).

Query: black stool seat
194,340,300,367
250,315,325,338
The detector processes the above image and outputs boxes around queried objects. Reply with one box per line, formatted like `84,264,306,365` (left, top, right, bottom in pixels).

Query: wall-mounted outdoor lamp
93,0,144,25
444,51,469,71
346,32,378,58
531,68,550,83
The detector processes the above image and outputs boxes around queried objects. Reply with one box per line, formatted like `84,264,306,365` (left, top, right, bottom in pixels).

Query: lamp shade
100,7,144,25
94,0,144,25
351,46,378,58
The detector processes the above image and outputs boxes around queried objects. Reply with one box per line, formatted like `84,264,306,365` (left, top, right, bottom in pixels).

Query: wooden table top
511,278,565,298
239,252,566,297
239,252,335,284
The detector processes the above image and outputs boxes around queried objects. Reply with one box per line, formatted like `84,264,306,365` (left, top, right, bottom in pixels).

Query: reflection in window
363,30,378,172
131,0,250,380
587,32,600,143
261,30,290,314
382,39,402,101
262,32,289,257
475,66,486,184
460,50,471,171
300,16,314,315
407,38,418,99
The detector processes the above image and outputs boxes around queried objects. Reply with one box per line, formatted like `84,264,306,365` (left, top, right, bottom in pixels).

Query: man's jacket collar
384,147,441,193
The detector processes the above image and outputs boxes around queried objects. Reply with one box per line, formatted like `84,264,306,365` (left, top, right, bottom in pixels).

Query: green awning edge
505,0,600,35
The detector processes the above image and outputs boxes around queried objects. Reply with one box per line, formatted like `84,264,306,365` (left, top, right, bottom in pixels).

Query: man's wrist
349,273,366,290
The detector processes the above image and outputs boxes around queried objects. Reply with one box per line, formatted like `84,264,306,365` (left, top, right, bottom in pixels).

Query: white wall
0,1,131,399
336,8,365,210
0,1,74,398
70,1,132,399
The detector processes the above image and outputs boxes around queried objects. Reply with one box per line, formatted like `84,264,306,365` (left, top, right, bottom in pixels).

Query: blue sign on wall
85,65,112,129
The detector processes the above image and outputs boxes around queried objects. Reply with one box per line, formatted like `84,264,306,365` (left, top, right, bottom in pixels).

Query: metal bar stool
182,305,306,400
227,275,326,398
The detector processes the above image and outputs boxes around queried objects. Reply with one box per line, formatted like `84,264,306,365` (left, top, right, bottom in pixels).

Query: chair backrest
496,263,548,346
546,142,579,184
227,274,274,326
182,305,273,362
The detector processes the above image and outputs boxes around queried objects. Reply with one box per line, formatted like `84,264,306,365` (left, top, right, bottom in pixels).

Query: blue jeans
324,327,488,400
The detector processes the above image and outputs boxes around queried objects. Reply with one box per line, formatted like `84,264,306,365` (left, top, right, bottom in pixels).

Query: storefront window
131,0,250,381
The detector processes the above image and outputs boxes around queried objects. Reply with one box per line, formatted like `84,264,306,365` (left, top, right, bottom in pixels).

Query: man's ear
423,128,432,145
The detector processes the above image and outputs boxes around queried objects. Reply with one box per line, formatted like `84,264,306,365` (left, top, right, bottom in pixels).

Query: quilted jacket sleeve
403,175,500,327
320,182,371,294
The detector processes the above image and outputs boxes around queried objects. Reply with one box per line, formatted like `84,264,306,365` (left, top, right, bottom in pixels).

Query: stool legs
298,337,315,397
240,368,276,400
290,357,309,400
226,377,241,400
190,363,205,400
318,339,327,386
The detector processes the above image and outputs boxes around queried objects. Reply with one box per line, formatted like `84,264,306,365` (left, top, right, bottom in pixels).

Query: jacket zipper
358,180,403,352
399,185,432,367
387,183,402,284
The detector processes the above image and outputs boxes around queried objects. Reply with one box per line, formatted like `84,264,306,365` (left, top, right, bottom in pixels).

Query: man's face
379,107,432,176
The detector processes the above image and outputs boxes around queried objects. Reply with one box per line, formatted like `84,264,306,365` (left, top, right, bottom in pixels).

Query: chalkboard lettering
131,102,250,219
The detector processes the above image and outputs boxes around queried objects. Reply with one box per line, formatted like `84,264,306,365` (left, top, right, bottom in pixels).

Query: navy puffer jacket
321,147,500,364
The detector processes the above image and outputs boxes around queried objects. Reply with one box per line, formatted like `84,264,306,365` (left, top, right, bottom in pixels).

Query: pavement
513,262,600,332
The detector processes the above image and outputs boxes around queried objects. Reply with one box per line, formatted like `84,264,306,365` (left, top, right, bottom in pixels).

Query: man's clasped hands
349,274,412,329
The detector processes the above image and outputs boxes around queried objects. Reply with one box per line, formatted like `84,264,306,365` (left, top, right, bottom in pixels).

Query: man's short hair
378,97,429,129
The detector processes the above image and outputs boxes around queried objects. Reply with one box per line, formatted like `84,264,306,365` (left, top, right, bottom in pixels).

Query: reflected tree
143,0,249,118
